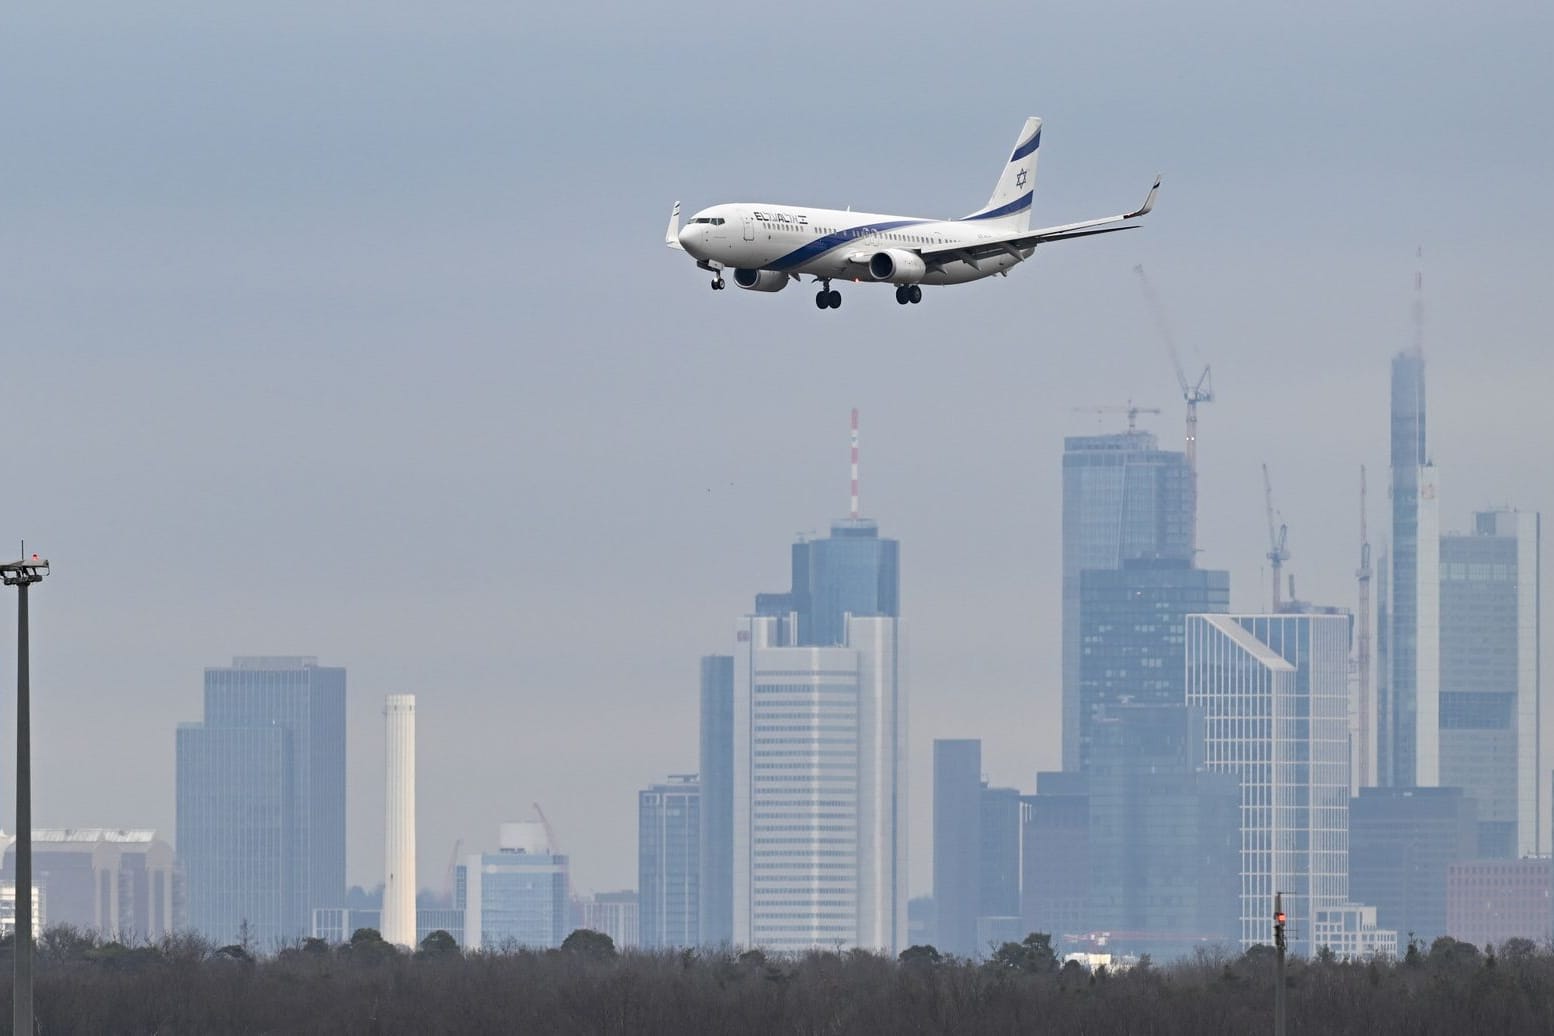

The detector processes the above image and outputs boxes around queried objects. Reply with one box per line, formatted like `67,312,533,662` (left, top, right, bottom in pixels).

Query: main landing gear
814,280,842,310
895,285,923,305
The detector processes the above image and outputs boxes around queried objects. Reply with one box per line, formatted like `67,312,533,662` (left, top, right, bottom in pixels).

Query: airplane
665,116,1158,310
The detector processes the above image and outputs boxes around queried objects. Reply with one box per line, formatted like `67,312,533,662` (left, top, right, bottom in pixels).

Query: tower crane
1074,401,1161,433
1263,463,1289,612
533,802,561,854
1134,265,1214,471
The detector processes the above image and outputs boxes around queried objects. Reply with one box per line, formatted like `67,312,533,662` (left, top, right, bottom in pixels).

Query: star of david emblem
1015,169,1028,189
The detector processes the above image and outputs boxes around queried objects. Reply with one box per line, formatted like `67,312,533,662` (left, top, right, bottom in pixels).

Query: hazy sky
4,2,1552,898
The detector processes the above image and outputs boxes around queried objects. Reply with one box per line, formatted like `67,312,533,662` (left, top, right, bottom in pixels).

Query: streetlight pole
2,554,48,1036
1273,891,1287,1036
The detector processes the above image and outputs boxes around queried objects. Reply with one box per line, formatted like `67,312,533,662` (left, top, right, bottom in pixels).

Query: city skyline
3,3,1552,904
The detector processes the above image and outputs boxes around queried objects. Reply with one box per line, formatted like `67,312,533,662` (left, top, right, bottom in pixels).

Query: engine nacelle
868,249,927,284
733,268,788,292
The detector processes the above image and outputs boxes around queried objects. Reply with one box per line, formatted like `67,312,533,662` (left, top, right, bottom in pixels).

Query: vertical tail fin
963,116,1040,230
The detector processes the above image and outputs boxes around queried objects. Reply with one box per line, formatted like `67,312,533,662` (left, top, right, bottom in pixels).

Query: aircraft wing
919,176,1159,268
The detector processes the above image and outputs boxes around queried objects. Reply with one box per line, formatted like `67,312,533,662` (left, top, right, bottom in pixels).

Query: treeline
1,926,1552,1034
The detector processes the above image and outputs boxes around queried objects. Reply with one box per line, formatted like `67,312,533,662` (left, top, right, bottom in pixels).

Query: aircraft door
742,217,756,241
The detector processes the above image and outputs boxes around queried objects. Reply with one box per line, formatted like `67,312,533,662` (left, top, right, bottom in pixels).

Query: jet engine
868,249,927,284
733,268,789,292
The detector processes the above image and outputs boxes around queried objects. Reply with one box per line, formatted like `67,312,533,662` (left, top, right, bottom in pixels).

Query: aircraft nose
678,223,700,252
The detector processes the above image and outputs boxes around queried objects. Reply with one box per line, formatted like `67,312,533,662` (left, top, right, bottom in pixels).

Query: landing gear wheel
827,290,842,309
895,286,909,305
815,290,830,310
711,277,724,290
908,285,922,304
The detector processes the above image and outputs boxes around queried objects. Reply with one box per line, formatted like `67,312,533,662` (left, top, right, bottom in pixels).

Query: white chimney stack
382,694,417,947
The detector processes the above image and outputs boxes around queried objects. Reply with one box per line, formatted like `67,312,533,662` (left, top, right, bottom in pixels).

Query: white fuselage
677,203,1028,285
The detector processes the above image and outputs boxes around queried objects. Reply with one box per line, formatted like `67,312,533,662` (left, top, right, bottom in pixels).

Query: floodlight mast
2,553,49,1036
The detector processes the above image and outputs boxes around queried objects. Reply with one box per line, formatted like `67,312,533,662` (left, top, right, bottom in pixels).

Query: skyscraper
1020,772,1089,944
638,776,700,949
1076,558,1229,773
1185,615,1351,957
732,609,906,953
1085,703,1240,959
932,740,982,958
382,694,416,947
457,822,569,950
176,656,346,946
1061,430,1195,770
1385,349,1440,787
698,655,734,946
1439,509,1542,857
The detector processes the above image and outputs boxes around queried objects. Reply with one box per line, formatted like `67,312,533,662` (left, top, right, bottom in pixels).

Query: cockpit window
689,217,726,225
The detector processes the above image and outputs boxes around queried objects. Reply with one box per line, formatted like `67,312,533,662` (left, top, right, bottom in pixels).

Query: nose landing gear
711,276,724,290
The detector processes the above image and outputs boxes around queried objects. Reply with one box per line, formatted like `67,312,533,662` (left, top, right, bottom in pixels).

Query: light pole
2,554,48,1036
1273,891,1287,1036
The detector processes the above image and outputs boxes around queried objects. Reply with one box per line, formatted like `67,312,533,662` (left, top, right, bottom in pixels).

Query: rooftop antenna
1356,465,1373,789
1412,246,1424,357
850,408,860,519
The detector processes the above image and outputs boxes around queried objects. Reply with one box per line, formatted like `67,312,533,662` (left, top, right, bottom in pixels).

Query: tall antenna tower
1412,246,1424,356
850,408,860,519
1356,467,1373,789
1263,463,1289,612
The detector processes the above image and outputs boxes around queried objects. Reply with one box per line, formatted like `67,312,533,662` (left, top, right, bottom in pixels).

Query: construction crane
1074,401,1162,433
1263,463,1289,612
442,838,464,902
532,802,561,854
1134,265,1214,471
1355,466,1373,789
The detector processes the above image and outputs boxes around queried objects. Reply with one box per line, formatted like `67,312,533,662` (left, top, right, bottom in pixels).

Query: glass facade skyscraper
638,776,700,948
932,740,982,958
176,656,346,947
1061,431,1195,770
1185,614,1352,957
1439,509,1541,856
457,823,569,950
756,519,899,647
697,654,734,945
1085,703,1240,959
1385,349,1440,787
1076,558,1229,774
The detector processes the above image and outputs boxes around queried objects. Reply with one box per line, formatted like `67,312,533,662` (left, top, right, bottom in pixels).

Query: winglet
665,201,683,250
1129,176,1161,219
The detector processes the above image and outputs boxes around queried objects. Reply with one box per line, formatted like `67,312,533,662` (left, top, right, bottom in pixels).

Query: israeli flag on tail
964,116,1041,230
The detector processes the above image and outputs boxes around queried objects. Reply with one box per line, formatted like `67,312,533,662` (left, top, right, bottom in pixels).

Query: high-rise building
756,520,900,648
1446,859,1552,948
176,656,346,946
1385,349,1441,788
932,740,982,957
1061,430,1195,770
579,890,640,949
698,655,734,946
1,829,181,939
638,776,700,948
732,610,905,953
1085,703,1240,959
1349,786,1477,946
1439,509,1542,857
1185,614,1352,956
382,694,416,947
457,822,569,950
1020,772,1090,944
1077,558,1229,773
978,785,1022,936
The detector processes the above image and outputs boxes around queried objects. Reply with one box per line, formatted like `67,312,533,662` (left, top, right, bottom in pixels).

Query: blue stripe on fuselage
964,192,1033,221
766,219,929,272
1009,129,1041,162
